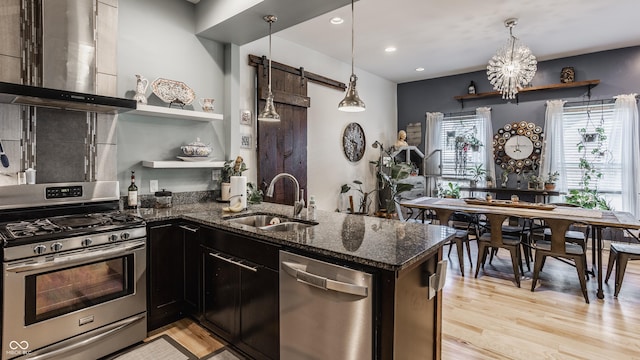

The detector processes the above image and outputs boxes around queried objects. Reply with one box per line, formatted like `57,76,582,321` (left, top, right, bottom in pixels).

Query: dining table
399,196,640,299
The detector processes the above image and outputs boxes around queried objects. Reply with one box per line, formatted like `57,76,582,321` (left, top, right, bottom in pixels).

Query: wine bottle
128,171,138,209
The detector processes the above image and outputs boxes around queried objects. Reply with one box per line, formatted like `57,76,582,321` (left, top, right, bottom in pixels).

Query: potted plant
369,144,414,215
437,182,461,198
528,173,541,190
544,171,559,190
246,182,263,204
485,175,494,188
500,167,512,188
468,163,486,188
340,180,377,214
220,156,247,200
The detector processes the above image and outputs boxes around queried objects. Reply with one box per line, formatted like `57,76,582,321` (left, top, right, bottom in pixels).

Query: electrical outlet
211,169,221,181
150,180,159,193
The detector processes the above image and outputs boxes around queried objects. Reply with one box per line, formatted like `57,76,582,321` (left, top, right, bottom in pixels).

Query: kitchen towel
230,176,247,209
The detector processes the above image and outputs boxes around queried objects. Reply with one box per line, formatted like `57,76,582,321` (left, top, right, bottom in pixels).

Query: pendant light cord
351,0,355,77
268,19,273,93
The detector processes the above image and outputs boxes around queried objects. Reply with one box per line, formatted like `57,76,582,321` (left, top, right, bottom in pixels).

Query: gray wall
116,0,226,195
398,46,640,156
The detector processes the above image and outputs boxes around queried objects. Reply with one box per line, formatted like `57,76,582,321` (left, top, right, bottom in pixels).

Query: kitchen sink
224,213,317,232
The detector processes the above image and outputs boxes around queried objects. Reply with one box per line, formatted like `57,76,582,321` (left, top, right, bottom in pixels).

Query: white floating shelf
130,104,223,121
142,160,225,169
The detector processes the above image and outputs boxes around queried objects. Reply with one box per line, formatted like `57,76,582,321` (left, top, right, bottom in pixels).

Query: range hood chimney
0,0,136,114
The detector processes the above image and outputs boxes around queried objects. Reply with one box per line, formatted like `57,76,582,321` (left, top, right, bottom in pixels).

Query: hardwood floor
147,318,226,358
442,242,640,359
152,243,640,359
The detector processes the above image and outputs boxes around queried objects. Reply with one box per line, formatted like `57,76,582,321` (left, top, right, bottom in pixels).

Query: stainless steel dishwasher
279,251,373,360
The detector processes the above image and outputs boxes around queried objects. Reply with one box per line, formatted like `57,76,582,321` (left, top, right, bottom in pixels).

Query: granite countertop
135,201,456,272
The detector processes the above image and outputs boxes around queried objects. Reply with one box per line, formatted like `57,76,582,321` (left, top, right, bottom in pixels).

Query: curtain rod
557,94,640,107
443,110,476,117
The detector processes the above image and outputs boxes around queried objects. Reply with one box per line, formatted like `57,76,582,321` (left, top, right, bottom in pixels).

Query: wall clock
493,121,543,173
342,122,366,162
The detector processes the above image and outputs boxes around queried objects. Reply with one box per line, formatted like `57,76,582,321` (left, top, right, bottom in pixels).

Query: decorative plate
151,78,196,105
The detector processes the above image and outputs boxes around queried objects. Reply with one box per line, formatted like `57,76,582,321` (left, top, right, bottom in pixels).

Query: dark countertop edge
138,203,454,273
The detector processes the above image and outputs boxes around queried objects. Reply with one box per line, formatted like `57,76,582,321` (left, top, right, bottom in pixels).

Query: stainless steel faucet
266,172,303,218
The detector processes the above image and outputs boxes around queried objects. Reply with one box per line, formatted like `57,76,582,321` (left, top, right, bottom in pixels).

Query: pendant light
486,18,537,99
258,15,280,122
338,0,365,112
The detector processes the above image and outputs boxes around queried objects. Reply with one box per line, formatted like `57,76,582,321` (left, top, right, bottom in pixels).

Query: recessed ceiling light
385,46,397,53
330,17,344,25
415,67,425,72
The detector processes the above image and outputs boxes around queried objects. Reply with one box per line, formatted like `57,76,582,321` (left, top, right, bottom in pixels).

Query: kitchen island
136,201,456,359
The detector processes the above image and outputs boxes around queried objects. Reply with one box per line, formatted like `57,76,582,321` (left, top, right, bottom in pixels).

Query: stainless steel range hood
0,81,136,114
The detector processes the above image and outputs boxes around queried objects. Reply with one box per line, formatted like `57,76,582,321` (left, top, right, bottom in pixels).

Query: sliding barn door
256,62,309,206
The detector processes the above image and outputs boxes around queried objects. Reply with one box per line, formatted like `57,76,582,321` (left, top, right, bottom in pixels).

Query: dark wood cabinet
147,221,202,331
179,223,201,316
201,226,280,360
147,222,183,331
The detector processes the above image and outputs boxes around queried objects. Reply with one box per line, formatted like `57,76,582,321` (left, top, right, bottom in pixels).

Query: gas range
0,181,146,261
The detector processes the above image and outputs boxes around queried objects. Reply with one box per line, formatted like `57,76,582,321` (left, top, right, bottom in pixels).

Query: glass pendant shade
338,74,365,112
258,15,280,122
338,0,365,112
486,18,537,99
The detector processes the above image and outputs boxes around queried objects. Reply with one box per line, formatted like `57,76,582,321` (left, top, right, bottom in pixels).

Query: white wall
238,36,397,212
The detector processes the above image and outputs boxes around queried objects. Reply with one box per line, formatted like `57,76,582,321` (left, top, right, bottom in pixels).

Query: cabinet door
202,248,240,340
240,266,279,360
180,224,200,316
148,222,183,331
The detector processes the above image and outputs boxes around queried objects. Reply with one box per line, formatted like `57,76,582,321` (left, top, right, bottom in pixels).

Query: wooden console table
460,186,560,203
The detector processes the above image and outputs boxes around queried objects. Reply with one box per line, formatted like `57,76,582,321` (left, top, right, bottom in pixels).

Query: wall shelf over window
454,79,600,107
130,104,223,121
142,160,225,169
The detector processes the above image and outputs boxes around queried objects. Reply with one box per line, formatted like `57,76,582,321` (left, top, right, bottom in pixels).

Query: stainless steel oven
0,182,147,360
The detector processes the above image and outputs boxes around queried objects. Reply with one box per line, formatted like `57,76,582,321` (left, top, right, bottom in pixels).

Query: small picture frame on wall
240,110,252,126
240,133,252,149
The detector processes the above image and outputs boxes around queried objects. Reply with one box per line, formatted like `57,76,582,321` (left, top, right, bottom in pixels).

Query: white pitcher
133,74,149,104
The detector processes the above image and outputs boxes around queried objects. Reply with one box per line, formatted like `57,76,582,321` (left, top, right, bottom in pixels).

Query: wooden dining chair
531,218,590,303
423,207,476,276
605,242,640,297
475,213,523,287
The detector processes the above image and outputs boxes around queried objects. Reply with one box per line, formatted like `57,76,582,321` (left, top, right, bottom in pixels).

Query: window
440,114,485,178
562,102,621,209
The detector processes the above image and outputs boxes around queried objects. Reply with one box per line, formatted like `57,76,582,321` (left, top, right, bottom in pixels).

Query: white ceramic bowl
180,138,212,157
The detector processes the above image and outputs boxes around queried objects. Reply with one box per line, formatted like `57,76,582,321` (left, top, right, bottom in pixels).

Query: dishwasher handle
281,261,368,297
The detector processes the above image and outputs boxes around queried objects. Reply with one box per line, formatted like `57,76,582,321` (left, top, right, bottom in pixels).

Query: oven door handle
5,240,146,273
20,313,145,360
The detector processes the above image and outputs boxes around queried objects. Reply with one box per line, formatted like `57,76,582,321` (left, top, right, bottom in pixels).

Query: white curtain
476,107,495,184
541,100,567,196
425,112,443,195
614,94,640,218
425,112,443,173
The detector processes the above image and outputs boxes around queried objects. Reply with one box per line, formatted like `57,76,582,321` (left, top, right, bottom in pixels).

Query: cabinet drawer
200,226,280,270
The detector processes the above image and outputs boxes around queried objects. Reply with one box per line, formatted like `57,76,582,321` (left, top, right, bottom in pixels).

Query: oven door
2,239,146,359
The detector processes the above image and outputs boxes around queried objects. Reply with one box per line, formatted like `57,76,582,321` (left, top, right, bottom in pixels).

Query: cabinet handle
179,225,199,233
209,252,258,272
150,223,173,229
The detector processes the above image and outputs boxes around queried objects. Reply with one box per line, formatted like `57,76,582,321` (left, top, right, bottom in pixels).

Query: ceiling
273,0,640,84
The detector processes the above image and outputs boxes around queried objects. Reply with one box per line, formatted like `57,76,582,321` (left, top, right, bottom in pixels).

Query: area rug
200,347,246,360
103,334,198,360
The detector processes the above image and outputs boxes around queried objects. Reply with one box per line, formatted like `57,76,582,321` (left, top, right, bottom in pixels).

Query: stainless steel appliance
0,181,146,360
279,251,373,360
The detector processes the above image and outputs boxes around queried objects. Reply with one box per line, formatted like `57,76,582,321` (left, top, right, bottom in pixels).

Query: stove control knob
120,232,131,240
33,245,47,255
82,238,93,247
51,242,63,252
108,234,119,242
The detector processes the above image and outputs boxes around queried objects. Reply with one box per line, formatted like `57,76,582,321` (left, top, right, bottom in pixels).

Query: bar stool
605,242,640,297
